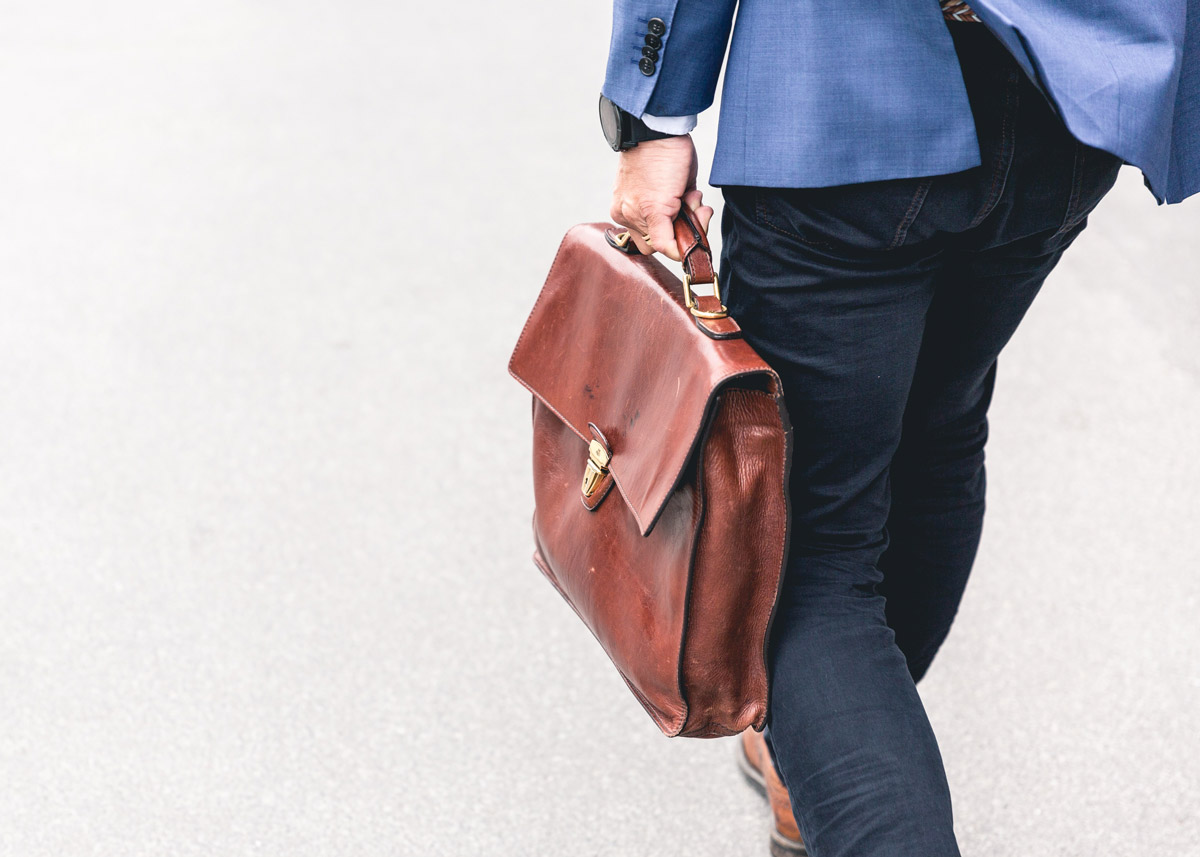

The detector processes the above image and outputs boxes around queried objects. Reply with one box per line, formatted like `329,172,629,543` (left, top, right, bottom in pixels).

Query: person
598,1,1199,855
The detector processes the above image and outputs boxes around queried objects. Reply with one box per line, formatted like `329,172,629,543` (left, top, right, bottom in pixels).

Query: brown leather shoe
737,727,769,793
738,730,807,856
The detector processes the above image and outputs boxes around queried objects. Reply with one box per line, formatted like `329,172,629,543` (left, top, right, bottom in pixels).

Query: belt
941,1,982,23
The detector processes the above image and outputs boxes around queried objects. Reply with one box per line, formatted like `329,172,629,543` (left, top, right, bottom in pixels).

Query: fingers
646,211,681,261
682,189,715,236
610,200,654,255
630,232,654,255
609,192,712,262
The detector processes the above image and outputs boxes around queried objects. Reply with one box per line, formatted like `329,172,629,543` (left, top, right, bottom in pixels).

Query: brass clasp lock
581,439,611,499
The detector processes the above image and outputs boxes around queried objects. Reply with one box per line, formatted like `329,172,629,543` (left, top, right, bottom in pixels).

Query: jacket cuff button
639,57,656,76
648,17,666,37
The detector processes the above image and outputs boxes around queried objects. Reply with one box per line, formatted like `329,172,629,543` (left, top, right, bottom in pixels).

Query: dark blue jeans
718,22,1123,857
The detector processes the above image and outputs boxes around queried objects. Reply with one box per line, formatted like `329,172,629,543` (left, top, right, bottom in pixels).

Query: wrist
599,94,683,152
620,134,692,155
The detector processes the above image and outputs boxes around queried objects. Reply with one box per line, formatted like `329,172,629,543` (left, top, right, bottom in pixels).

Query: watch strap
625,114,678,147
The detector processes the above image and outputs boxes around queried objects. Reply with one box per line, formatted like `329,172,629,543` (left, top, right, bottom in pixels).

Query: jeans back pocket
752,176,935,254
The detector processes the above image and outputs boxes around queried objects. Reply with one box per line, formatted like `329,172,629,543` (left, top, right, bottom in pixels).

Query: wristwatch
599,94,679,151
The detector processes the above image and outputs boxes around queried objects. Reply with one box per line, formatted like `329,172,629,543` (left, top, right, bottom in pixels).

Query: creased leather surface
509,223,775,538
679,389,790,737
510,220,792,738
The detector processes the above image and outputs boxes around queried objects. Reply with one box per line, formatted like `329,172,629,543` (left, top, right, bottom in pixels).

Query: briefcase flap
509,222,781,537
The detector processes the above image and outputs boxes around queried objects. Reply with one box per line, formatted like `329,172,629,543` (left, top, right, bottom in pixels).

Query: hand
610,134,714,261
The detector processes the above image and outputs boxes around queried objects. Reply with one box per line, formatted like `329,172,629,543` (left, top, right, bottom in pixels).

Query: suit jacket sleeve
600,0,739,118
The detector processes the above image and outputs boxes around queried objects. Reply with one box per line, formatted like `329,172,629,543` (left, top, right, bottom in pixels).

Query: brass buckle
581,439,612,499
682,273,728,319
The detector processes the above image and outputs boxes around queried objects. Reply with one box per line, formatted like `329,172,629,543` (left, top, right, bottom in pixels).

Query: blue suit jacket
601,0,1199,204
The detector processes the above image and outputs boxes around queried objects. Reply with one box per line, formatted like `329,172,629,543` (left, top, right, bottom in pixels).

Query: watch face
598,95,623,151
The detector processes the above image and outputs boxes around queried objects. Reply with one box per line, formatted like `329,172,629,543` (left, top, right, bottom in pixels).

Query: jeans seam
890,178,934,249
1054,142,1087,237
968,70,1020,229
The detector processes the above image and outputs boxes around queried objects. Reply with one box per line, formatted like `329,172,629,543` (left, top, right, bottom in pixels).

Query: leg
879,353,995,684
879,223,1100,682
722,214,1093,857
872,18,1125,685
720,180,962,857
720,148,1120,857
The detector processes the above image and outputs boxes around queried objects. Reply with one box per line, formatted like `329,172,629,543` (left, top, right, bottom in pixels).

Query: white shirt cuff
641,113,698,135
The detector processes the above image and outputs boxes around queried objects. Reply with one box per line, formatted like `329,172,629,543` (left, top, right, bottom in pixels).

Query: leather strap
673,206,715,285
672,206,740,339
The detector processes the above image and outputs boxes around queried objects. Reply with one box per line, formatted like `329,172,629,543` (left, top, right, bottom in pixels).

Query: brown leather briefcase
508,208,793,738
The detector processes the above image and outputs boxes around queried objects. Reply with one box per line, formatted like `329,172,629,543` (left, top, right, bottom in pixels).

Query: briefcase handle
604,205,728,320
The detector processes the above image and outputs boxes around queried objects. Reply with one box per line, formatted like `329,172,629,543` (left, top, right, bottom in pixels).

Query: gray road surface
1,2,1198,855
